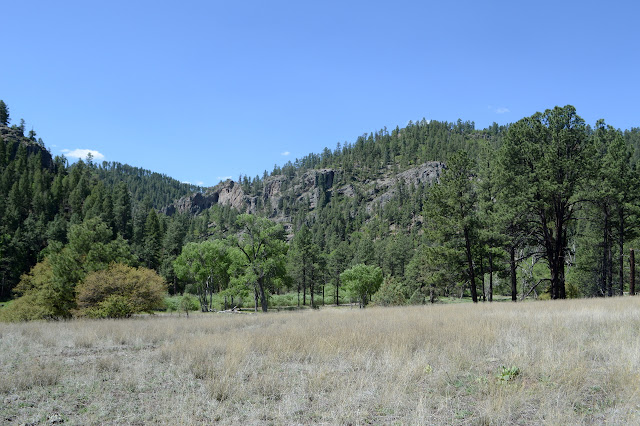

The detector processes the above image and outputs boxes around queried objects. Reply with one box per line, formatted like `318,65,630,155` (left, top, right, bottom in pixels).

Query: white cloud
281,151,290,156
61,148,105,160
495,107,510,114
183,180,206,187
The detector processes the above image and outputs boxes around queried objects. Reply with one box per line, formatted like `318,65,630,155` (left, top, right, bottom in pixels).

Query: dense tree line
2,100,640,321
0,104,198,301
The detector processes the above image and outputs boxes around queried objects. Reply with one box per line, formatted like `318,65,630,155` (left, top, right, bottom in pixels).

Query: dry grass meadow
2,297,640,425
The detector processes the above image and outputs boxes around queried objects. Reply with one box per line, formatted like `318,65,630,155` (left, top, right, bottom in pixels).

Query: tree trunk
489,251,494,302
510,246,517,301
480,256,486,302
619,209,625,296
630,248,635,296
302,260,307,306
607,237,613,297
464,227,478,303
258,278,268,313
602,213,609,296
254,288,258,312
303,281,307,306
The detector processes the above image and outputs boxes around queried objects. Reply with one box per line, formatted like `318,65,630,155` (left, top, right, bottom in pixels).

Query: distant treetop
0,100,9,126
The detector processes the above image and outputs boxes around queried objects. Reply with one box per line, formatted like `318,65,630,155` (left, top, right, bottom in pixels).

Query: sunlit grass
1,297,640,424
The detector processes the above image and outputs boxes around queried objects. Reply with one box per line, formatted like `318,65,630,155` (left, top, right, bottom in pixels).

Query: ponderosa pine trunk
619,209,625,296
630,248,635,296
464,227,478,303
489,251,494,302
510,246,517,301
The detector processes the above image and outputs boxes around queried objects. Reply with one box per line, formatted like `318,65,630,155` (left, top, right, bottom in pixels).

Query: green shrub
75,263,166,318
98,295,134,318
372,277,407,306
179,294,199,313
270,293,299,307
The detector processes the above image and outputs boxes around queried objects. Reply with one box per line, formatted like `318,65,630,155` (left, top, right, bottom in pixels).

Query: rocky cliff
0,124,54,170
162,161,443,222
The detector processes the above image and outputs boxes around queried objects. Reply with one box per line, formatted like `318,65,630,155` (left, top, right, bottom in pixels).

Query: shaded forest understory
2,100,640,320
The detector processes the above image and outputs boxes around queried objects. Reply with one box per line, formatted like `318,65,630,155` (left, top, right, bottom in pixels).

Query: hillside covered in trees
2,99,640,320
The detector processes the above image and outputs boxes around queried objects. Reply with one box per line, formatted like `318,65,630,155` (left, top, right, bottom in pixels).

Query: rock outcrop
161,162,443,220
162,180,247,216
0,124,54,171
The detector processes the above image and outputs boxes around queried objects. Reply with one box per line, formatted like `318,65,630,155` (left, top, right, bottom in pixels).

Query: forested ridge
2,99,640,320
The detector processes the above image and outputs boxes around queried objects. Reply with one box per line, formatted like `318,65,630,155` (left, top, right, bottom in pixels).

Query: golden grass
1,297,640,424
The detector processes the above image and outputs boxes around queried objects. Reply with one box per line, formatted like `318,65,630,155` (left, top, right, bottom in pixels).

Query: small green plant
497,365,520,382
179,294,199,316
98,294,134,318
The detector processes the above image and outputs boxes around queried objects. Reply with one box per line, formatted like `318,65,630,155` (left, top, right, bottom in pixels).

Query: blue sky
2,1,639,187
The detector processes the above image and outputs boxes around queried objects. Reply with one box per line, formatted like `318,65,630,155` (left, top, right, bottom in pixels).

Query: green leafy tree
340,263,383,308
229,214,288,312
174,239,231,311
1,218,133,320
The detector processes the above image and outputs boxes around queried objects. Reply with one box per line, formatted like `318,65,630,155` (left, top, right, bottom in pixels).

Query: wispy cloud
495,107,510,114
281,151,290,156
182,180,205,186
61,148,105,160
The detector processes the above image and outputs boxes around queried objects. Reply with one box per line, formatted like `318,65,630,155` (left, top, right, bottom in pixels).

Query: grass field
2,297,640,425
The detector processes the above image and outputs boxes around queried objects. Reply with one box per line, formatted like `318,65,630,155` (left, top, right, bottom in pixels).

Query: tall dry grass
1,297,640,424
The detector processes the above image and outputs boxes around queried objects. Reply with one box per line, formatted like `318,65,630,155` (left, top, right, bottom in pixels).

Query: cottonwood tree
340,263,383,307
230,214,288,312
174,239,231,311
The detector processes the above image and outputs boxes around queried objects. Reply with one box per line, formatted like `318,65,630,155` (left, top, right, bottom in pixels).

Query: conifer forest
2,101,640,320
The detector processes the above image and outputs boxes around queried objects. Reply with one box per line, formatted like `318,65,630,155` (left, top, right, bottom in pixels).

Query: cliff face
0,125,54,170
161,180,245,216
162,161,443,222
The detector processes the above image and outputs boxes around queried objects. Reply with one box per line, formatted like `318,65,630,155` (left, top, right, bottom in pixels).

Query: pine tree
427,151,480,302
499,106,593,299
0,100,9,126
